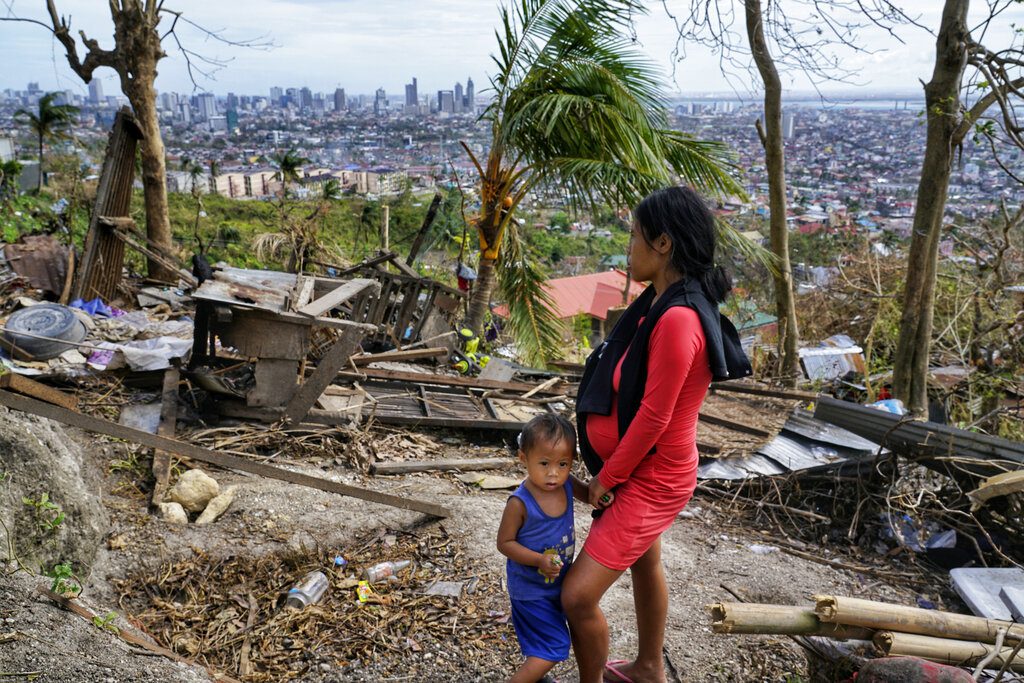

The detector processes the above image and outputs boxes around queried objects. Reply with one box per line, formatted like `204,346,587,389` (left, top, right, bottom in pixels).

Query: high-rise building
453,82,464,113
88,79,104,104
226,92,238,110
300,87,313,109
27,82,40,94
270,86,283,106
782,111,795,140
465,77,474,113
334,88,346,112
198,93,217,120
374,87,387,115
438,90,455,114
405,77,418,108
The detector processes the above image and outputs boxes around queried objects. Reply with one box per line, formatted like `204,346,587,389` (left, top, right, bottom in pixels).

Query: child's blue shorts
510,596,570,663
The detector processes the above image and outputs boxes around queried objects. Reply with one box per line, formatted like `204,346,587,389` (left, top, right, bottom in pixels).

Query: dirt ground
0,414,950,683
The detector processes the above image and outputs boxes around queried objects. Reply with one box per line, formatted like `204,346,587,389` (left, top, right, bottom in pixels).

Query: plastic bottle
284,571,329,609
362,560,413,584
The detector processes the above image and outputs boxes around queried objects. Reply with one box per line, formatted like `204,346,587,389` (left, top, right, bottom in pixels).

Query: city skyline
3,0,1023,100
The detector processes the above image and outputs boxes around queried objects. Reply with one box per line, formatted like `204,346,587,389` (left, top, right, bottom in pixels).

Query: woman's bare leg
621,538,668,682
561,550,623,683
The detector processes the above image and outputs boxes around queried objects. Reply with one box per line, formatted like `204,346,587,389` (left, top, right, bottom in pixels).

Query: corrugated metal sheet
697,408,885,481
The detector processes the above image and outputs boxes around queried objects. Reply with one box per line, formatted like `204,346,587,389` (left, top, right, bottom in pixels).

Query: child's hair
517,413,577,457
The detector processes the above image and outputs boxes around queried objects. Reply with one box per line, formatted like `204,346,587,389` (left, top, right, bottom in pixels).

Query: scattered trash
422,580,464,598
746,543,780,555
284,571,329,610
868,398,906,415
363,559,413,584
356,580,373,603
3,303,87,360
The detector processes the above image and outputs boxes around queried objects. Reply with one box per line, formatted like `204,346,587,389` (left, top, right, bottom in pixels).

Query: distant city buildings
88,79,103,105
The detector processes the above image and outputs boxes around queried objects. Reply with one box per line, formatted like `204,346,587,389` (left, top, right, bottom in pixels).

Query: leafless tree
892,0,1024,416
1,0,270,281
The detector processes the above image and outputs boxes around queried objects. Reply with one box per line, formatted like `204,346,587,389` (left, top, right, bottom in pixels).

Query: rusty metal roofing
192,267,297,313
3,235,71,298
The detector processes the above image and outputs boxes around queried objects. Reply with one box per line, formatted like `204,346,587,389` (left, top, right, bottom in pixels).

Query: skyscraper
374,87,387,115
438,90,455,114
334,88,346,112
405,77,418,108
465,77,474,113
270,86,283,106
198,93,217,121
782,111,795,139
88,79,104,104
300,87,313,109
453,82,464,114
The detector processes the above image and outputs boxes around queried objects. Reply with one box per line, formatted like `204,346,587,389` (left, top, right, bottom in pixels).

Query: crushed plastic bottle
362,560,413,584
284,571,329,610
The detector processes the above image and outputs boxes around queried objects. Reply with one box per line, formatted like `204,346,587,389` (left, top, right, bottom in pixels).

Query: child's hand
538,552,563,580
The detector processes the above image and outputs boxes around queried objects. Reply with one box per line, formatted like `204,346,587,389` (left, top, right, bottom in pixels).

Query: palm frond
716,217,777,273
496,220,564,368
252,232,290,262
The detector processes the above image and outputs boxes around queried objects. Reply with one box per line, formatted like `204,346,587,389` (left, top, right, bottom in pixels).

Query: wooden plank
350,347,449,366
710,383,818,401
366,413,525,431
284,327,364,424
291,274,316,310
699,412,772,438
107,224,197,287
150,366,179,507
297,278,379,318
0,374,78,410
371,457,509,475
337,367,574,396
0,390,450,518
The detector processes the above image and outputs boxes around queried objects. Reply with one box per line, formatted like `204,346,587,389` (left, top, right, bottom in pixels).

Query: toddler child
496,414,612,683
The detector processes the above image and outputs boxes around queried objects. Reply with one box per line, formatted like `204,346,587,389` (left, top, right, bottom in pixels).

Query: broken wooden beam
149,366,180,507
337,367,574,396
0,373,78,410
710,383,818,401
0,390,450,518
284,327,364,424
371,457,509,475
350,346,449,366
698,412,772,438
297,278,379,318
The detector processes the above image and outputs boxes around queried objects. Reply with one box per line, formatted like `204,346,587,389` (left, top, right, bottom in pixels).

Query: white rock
158,502,188,524
195,486,236,525
168,469,220,513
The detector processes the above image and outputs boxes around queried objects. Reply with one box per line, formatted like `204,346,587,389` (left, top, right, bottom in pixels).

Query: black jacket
576,277,752,476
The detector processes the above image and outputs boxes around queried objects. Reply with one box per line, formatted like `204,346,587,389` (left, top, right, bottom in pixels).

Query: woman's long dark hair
633,185,731,304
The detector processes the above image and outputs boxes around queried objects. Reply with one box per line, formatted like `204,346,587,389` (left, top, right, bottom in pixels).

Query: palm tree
462,0,743,352
14,93,79,192
271,147,309,199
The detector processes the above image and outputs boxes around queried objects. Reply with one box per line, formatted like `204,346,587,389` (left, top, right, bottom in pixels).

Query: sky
1,0,1022,101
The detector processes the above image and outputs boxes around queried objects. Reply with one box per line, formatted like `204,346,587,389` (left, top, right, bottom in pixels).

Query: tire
3,303,87,360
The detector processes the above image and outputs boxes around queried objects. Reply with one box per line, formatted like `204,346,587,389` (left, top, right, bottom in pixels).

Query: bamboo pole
874,631,1024,673
708,602,873,640
815,595,1024,645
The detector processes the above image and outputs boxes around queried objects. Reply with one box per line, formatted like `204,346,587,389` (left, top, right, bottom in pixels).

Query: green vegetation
45,561,80,596
22,492,65,535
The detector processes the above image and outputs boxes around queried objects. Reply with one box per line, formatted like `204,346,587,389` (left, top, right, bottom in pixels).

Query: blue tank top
506,480,575,601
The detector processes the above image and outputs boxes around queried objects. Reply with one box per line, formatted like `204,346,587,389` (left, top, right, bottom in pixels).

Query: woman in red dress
563,185,749,683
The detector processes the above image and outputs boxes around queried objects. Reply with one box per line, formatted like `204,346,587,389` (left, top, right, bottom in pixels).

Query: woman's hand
588,477,614,509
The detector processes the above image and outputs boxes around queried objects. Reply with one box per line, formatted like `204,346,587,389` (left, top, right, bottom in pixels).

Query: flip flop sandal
603,659,636,683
